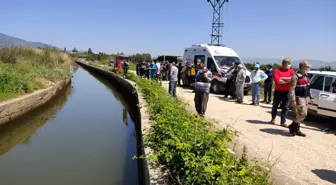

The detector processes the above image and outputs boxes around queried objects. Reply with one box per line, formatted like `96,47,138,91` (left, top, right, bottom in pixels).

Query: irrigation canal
0,65,144,185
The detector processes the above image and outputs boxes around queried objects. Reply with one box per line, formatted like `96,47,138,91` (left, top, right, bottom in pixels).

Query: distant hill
0,33,54,49
241,57,336,70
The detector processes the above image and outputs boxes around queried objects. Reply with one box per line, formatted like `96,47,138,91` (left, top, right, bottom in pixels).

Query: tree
72,47,78,53
88,48,93,54
320,66,332,71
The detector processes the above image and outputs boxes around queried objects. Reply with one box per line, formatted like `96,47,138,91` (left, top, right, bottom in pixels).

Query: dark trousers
123,68,128,77
189,75,195,87
264,82,273,102
272,91,290,124
140,69,145,77
169,81,178,97
177,75,181,86
194,92,209,115
224,79,235,98
224,79,231,97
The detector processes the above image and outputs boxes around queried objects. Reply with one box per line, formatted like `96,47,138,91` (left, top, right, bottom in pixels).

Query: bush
126,73,270,185
0,47,72,100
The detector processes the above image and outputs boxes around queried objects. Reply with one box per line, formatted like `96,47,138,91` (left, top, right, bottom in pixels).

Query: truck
113,53,129,73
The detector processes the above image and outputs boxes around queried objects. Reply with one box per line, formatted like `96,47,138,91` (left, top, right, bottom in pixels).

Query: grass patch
125,72,270,185
0,47,72,101
0,92,18,101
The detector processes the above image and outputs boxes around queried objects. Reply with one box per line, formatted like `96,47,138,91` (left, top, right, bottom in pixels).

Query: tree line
70,47,152,63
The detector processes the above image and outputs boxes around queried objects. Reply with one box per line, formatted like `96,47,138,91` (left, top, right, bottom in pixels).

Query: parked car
182,44,251,95
307,71,336,118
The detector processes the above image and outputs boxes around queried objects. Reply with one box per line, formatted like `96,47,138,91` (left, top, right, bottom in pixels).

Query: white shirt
156,62,161,74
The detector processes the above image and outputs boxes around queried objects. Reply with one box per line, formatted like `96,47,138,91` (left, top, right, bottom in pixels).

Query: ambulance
182,44,251,95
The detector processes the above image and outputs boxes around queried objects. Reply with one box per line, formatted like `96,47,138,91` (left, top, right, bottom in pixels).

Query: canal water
0,66,140,185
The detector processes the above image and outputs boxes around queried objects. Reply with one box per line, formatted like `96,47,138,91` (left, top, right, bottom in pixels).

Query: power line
207,0,229,46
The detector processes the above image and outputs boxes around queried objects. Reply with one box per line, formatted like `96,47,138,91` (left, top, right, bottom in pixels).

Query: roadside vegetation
125,72,270,185
81,61,271,184
0,47,72,101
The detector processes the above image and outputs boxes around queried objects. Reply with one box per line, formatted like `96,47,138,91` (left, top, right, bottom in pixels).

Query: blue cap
255,63,260,68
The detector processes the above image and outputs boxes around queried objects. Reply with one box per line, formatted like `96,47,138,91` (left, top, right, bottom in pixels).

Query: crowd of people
134,58,336,137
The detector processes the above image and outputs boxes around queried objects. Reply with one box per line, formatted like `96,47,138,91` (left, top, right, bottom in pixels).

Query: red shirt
273,67,295,92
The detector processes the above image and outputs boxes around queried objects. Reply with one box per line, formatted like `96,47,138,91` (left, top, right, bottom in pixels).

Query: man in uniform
288,61,314,137
224,62,239,99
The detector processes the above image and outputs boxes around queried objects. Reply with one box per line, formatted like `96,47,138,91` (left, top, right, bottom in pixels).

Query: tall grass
126,72,270,185
0,47,72,100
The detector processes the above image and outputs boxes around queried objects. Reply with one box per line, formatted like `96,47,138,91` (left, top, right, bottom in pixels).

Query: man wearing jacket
263,65,273,104
288,61,313,137
271,58,295,127
250,63,268,106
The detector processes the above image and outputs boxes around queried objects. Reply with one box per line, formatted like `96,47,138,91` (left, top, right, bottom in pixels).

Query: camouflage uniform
288,71,314,137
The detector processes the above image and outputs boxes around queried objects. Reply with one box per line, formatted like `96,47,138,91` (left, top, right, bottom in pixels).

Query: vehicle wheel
244,90,249,96
211,81,220,94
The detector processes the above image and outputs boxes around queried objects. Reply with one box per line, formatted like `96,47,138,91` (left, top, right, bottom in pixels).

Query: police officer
288,61,314,137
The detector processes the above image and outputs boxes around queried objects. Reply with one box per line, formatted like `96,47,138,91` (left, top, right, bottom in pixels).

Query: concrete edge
75,61,169,185
0,78,71,126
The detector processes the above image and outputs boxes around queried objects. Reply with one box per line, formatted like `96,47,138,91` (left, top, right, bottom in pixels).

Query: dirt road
163,82,336,185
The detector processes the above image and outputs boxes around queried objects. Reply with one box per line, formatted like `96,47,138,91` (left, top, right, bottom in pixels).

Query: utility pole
207,0,229,46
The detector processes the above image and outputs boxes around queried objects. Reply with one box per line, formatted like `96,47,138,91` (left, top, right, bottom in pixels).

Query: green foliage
88,48,93,54
128,53,152,63
72,47,78,53
125,72,270,185
86,54,96,61
320,66,332,71
0,47,72,100
128,63,136,71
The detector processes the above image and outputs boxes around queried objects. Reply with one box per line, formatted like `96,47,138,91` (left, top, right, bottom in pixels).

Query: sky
1,0,336,61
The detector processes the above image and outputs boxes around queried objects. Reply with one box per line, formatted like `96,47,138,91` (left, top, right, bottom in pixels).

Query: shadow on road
259,128,291,137
312,169,336,184
246,120,271,124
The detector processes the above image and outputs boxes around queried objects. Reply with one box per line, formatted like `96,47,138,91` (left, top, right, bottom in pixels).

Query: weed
125,72,270,185
0,47,72,100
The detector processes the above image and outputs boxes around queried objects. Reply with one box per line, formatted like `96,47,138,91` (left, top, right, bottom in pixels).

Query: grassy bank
125,72,270,185
0,47,72,101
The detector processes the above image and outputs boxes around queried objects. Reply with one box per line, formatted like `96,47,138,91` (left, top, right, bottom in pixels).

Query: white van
307,70,336,118
183,44,251,95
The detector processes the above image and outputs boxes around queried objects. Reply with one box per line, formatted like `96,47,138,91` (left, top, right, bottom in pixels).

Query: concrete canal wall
76,61,167,185
0,79,71,126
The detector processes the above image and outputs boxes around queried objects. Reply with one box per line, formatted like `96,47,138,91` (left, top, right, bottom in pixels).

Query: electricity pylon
207,0,229,45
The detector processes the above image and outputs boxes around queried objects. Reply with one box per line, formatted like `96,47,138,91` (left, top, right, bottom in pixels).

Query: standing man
122,60,129,78
271,58,295,127
148,60,157,79
181,62,189,87
177,63,183,86
194,63,213,116
169,61,178,97
250,63,268,106
140,61,147,78
235,64,246,103
288,61,313,137
136,62,141,76
155,60,161,81
263,64,273,104
189,60,198,88
224,62,239,99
